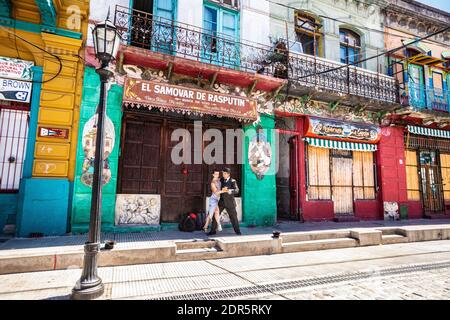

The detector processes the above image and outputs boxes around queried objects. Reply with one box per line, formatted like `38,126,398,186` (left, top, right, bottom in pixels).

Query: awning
407,125,450,139
305,137,377,152
407,53,445,66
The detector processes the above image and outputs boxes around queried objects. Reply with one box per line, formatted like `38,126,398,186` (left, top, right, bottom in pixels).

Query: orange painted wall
385,27,448,59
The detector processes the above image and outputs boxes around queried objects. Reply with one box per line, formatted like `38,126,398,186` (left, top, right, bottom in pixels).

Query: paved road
1,240,450,300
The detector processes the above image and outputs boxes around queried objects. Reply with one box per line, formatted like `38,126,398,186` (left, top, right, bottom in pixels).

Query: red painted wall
405,201,423,219
446,201,450,215
296,117,335,221
376,126,417,218
354,200,381,220
293,120,425,221
377,126,408,202
296,117,381,221
302,201,335,221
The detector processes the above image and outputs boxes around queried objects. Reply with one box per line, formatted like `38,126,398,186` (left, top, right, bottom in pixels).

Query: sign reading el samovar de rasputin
122,78,258,121
305,116,381,143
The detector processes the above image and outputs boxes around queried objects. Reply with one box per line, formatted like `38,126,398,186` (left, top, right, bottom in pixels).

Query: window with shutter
202,2,239,68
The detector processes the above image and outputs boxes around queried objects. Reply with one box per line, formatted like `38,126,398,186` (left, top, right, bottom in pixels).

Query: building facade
383,0,450,219
4,0,449,238
269,0,400,222
0,0,90,237
70,0,283,233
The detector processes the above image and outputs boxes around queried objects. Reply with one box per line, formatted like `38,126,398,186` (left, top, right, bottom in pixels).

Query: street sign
0,77,32,103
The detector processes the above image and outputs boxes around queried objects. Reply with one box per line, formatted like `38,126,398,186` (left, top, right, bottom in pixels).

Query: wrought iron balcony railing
113,5,399,104
427,88,449,113
404,84,449,113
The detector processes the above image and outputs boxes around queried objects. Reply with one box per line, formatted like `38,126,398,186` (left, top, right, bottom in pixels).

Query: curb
1,225,450,275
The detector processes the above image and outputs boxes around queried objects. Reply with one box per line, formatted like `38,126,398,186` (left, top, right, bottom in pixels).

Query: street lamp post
71,18,120,300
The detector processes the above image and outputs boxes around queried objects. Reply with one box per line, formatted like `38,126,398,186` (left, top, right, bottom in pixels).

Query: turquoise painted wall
15,178,70,237
0,0,10,18
71,67,123,234
242,114,277,227
0,194,18,233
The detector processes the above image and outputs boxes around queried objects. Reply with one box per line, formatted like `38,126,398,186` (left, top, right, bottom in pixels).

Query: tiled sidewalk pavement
0,240,449,300
1,219,449,252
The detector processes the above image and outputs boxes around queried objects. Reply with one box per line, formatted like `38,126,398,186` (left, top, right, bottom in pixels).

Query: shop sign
305,116,381,144
0,57,34,81
38,126,70,139
123,78,257,121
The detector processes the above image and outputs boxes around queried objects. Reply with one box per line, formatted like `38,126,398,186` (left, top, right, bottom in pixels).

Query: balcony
113,5,399,106
427,88,449,113
403,84,449,113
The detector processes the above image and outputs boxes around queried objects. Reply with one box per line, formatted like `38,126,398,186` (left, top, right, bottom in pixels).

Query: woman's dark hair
211,169,220,175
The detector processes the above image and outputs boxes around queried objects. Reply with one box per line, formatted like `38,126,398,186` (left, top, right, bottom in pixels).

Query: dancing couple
203,167,241,236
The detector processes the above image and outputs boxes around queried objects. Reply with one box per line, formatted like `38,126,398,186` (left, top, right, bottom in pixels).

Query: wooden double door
118,113,242,222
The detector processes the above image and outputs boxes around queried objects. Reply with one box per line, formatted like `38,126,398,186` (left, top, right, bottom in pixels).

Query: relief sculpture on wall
115,194,161,225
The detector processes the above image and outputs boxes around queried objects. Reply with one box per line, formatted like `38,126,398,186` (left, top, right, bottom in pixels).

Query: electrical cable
13,19,21,60
0,25,63,84
264,0,450,45
293,25,450,80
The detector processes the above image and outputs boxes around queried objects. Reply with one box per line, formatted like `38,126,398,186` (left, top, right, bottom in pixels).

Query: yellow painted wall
0,0,89,182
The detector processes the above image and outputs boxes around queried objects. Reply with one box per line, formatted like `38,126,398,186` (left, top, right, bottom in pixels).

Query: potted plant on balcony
257,39,289,79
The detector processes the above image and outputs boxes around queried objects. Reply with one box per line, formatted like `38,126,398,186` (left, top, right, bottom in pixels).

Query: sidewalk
1,218,450,250
1,219,449,275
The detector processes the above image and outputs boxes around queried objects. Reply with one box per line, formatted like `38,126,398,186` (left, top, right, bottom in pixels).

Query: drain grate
153,261,450,300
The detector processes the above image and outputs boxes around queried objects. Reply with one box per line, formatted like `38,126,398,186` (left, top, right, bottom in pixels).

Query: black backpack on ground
195,211,206,231
178,213,197,232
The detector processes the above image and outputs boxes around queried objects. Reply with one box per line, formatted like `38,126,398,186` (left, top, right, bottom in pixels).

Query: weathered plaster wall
269,0,385,72
242,114,277,227
241,0,271,46
385,27,448,58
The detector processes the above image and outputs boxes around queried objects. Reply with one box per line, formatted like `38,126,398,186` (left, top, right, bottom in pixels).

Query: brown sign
38,126,69,139
123,78,257,121
305,116,381,144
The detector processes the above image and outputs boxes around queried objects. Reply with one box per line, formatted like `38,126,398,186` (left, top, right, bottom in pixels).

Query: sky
417,0,450,12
